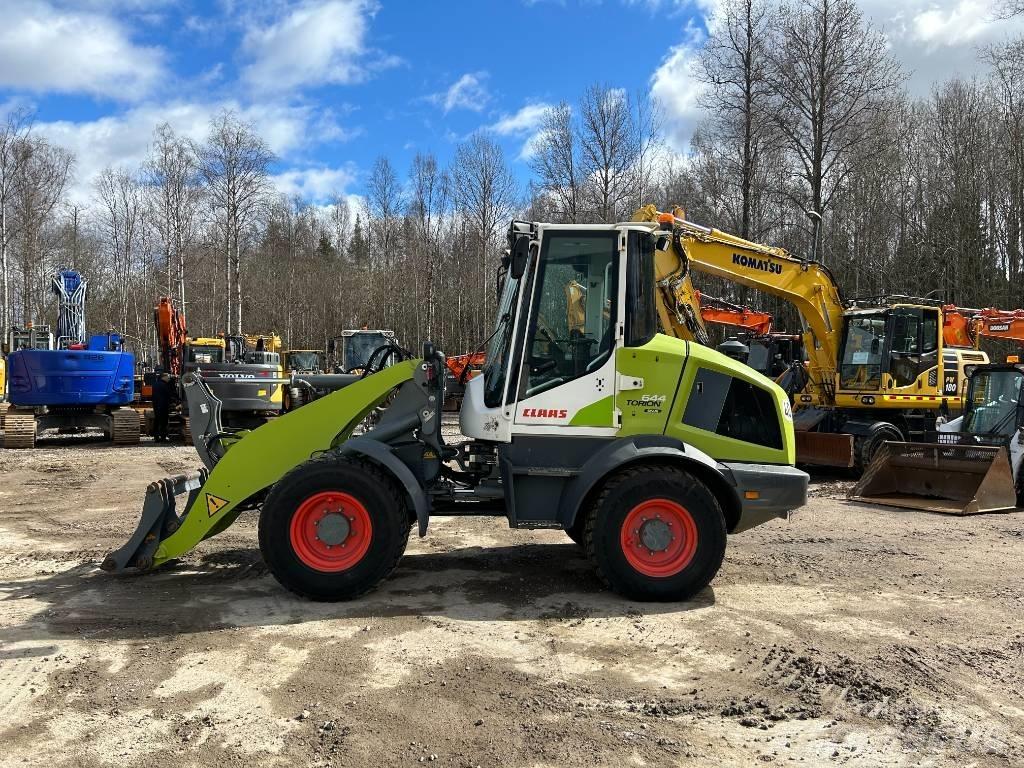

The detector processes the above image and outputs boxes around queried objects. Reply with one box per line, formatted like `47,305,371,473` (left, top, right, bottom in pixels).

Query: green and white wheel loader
104,220,808,602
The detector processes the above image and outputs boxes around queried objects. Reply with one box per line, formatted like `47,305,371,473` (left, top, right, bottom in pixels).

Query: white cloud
35,100,353,204
489,103,552,136
272,165,358,202
486,102,556,162
849,0,1023,92
649,20,706,152
653,0,1024,152
430,72,490,113
241,0,381,91
0,0,165,100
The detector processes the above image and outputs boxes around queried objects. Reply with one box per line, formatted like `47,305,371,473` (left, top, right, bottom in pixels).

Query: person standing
152,371,174,443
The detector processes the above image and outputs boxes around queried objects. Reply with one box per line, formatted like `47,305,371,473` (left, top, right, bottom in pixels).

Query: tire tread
258,453,410,601
583,463,726,601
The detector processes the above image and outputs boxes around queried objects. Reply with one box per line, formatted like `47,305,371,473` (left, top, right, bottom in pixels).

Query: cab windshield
288,351,323,371
839,314,885,389
746,343,771,376
962,369,1024,435
187,344,224,364
344,333,390,370
483,271,522,408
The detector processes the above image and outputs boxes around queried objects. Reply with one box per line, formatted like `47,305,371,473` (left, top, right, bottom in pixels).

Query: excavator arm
697,292,774,337
944,306,1024,349
154,297,188,376
634,205,845,405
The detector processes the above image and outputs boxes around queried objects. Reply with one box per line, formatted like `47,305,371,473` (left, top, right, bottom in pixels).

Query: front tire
584,464,726,602
856,423,903,470
259,456,411,601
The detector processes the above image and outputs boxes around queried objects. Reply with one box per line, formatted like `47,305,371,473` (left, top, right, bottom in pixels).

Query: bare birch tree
698,0,776,239
0,109,34,339
12,139,72,324
531,103,582,223
579,84,638,222
145,123,203,311
198,110,274,334
770,0,903,225
450,132,518,329
95,168,144,330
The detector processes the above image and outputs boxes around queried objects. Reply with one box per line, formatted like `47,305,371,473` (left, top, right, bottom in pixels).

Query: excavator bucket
848,441,1017,515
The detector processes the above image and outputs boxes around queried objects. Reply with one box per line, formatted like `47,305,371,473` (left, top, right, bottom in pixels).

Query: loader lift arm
103,361,422,572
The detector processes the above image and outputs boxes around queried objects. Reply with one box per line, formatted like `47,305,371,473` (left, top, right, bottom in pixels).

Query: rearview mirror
511,235,529,279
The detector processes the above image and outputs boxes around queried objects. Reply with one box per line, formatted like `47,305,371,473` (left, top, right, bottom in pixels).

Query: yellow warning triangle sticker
206,493,230,517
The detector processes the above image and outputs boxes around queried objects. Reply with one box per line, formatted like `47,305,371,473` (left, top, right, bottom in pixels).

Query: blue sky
1,0,1020,205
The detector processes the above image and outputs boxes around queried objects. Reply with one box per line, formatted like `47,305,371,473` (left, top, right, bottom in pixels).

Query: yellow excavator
634,206,989,473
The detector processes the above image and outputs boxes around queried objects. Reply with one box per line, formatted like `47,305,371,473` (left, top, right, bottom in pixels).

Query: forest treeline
0,0,1022,361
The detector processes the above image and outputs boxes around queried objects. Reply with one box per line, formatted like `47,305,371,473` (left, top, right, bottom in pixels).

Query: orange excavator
154,296,188,376
943,306,1024,349
696,293,804,382
697,292,774,336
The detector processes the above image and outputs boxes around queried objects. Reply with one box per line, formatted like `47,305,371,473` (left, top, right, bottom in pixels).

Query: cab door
883,307,940,396
511,229,624,437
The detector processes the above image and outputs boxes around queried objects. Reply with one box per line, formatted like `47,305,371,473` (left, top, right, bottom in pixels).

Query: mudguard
104,360,417,571
557,434,742,531
341,436,432,536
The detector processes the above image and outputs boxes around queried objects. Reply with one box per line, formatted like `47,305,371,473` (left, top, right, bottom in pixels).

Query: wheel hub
316,512,351,546
620,498,699,578
638,518,673,552
289,491,373,572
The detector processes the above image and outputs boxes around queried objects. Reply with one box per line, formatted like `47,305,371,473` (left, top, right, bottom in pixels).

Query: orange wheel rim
620,498,698,578
289,491,372,572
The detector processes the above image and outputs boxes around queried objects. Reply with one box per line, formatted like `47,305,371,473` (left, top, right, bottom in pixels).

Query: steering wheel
530,358,558,375
536,325,567,357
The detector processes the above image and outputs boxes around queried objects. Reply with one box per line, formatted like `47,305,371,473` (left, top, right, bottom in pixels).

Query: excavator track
111,407,141,445
3,409,37,449
0,402,8,430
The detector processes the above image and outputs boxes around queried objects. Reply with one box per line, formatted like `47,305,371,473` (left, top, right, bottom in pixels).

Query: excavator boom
635,205,844,407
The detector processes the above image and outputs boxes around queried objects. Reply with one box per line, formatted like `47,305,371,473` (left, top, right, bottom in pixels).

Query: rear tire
259,455,411,601
565,516,586,547
584,464,726,602
1016,466,1024,509
856,423,903,470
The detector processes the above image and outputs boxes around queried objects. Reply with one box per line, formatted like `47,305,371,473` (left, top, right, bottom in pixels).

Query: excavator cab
837,305,941,395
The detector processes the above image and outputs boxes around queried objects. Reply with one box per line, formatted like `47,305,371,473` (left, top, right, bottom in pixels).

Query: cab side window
890,308,939,387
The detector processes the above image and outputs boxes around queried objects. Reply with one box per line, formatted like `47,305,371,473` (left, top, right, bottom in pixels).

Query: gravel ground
0,437,1022,767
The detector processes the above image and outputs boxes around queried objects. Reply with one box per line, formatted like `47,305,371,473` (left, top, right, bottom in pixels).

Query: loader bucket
848,441,1017,515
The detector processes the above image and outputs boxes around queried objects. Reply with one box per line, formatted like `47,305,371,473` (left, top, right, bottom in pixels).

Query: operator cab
459,220,793,468
185,343,225,365
838,305,941,393
285,350,326,373
961,364,1024,437
461,222,658,442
